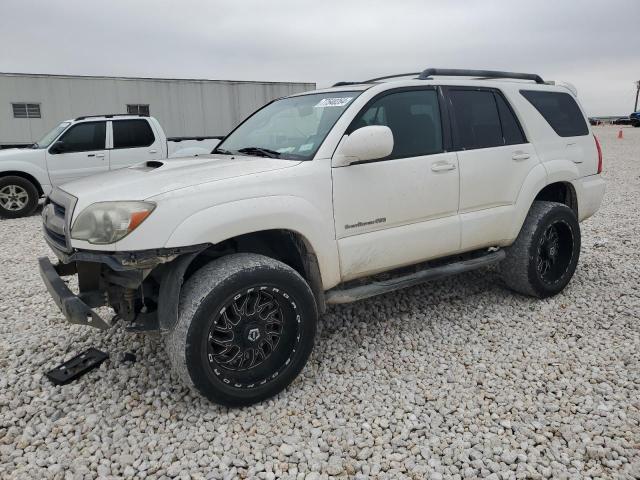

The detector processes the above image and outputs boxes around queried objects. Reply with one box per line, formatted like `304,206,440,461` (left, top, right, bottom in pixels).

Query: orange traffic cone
618,130,623,139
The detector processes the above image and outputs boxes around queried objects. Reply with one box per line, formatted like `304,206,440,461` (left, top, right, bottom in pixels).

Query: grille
52,201,66,217
42,189,76,252
44,225,67,249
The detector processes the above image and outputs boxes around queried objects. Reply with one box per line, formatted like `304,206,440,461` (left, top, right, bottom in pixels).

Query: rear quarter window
520,90,589,137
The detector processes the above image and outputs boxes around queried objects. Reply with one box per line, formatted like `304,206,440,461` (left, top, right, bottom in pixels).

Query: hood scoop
131,160,164,171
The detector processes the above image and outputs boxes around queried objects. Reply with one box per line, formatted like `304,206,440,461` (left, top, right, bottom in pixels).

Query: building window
12,103,41,119
127,104,150,116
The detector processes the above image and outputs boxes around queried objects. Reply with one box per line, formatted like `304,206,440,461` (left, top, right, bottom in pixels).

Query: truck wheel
0,176,39,219
500,201,580,298
165,253,318,407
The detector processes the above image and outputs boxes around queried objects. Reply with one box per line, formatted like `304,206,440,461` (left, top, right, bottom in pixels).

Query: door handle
149,150,158,154
95,153,105,158
87,154,95,157
512,152,530,161
431,162,456,172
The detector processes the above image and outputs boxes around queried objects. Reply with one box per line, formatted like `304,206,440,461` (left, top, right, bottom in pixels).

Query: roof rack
417,68,544,84
332,68,544,87
74,113,150,121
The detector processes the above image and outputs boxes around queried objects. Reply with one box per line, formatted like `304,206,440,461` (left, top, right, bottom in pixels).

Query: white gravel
1,125,639,480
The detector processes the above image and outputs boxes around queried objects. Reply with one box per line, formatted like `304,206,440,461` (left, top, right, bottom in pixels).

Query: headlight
71,201,156,244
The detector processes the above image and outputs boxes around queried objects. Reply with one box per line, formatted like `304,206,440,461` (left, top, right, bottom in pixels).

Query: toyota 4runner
39,69,605,406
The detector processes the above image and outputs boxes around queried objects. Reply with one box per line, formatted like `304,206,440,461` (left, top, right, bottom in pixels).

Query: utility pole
635,80,640,113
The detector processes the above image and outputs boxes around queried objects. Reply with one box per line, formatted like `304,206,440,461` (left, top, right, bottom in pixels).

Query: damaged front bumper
38,244,209,330
39,257,111,329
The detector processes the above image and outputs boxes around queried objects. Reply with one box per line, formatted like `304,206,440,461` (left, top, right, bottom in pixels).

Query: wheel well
188,230,326,313
0,171,44,196
534,182,577,216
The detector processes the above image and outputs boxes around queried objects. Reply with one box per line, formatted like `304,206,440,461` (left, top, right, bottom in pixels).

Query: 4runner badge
247,328,260,342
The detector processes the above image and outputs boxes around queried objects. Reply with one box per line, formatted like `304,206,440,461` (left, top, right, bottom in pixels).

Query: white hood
0,147,44,163
60,154,300,204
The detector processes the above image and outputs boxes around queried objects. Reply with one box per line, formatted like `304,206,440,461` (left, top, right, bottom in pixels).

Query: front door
332,88,460,281
46,121,108,186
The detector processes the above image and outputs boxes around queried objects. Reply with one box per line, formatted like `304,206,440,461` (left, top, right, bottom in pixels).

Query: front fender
0,158,50,192
164,196,341,289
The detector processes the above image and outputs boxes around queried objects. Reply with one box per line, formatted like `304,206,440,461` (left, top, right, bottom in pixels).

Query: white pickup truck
39,69,605,406
0,114,221,218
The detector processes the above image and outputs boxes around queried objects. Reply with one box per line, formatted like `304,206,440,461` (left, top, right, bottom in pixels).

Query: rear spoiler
545,81,578,97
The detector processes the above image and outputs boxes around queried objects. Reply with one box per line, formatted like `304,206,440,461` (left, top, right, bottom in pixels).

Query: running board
325,250,505,304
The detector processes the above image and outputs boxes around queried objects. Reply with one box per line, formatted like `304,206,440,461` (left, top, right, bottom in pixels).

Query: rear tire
165,253,318,407
500,201,580,298
0,176,39,219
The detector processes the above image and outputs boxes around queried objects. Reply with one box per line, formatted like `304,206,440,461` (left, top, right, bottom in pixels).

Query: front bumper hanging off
38,257,111,330
38,243,209,331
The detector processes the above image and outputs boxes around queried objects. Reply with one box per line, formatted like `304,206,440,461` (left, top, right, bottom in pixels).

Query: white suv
39,69,605,406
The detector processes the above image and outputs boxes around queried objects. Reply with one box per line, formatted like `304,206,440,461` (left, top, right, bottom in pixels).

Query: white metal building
0,73,315,148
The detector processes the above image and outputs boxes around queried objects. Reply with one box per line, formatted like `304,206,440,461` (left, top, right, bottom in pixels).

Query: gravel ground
1,125,638,480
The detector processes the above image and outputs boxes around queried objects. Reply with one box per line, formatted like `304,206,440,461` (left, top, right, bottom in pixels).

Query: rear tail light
594,134,603,174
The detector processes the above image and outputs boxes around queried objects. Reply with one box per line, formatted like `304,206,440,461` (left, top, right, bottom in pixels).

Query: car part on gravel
45,348,109,386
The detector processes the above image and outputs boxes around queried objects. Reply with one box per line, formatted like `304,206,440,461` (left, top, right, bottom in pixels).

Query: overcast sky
1,0,639,116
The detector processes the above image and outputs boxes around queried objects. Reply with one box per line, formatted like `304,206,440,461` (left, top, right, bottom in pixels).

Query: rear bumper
573,174,605,222
38,257,110,330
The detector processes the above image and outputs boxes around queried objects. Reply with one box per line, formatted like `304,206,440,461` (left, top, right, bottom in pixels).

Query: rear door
108,119,162,170
45,121,108,185
444,87,539,250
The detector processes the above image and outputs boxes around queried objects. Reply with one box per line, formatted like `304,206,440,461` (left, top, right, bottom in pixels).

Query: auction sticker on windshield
314,97,353,108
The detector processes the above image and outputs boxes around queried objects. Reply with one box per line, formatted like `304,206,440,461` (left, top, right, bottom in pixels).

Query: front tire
165,253,318,407
500,201,581,298
0,176,39,219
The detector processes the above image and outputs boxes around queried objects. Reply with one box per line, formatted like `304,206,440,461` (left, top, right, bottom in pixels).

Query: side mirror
332,125,393,167
49,141,65,154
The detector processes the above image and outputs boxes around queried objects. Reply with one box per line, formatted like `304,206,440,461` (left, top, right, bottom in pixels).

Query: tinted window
521,90,588,137
351,89,443,159
57,122,106,153
495,94,526,145
113,120,155,148
449,90,503,149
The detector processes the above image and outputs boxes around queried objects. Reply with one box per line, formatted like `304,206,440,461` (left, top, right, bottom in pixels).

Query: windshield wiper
237,147,281,158
212,147,234,155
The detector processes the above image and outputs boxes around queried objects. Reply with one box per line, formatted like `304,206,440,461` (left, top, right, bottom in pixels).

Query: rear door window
449,90,503,149
112,119,155,149
520,90,589,137
56,121,106,153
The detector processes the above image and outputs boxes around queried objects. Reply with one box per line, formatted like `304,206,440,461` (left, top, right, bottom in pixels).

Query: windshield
33,122,71,148
216,91,361,160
